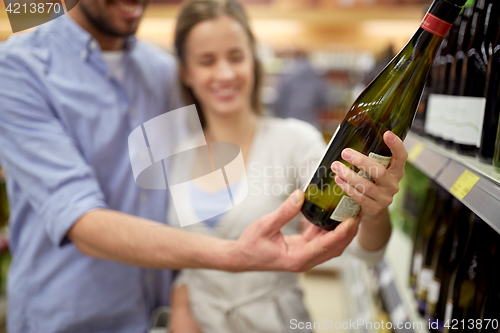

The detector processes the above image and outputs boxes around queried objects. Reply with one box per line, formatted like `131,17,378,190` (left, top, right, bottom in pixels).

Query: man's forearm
357,208,392,251
68,209,237,270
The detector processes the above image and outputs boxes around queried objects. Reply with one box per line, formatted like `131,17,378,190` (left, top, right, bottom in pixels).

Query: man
274,50,329,129
0,0,396,331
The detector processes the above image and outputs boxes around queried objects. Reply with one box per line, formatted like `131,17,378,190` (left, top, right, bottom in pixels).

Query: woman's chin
209,102,245,117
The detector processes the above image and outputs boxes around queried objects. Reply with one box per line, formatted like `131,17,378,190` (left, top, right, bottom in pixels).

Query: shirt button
80,50,88,59
89,41,97,50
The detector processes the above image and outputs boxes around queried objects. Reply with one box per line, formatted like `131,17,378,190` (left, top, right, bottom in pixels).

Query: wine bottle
427,44,447,144
479,11,500,162
491,32,500,171
421,54,439,139
409,181,439,292
479,252,500,333
447,1,476,97
400,164,430,236
445,2,475,145
425,16,461,145
455,0,493,156
426,199,473,333
416,186,452,315
437,15,463,147
301,0,467,230
443,216,498,333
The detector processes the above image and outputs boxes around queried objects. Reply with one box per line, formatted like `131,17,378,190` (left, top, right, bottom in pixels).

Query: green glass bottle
444,216,500,333
426,199,473,332
301,0,467,230
409,181,439,294
416,186,452,315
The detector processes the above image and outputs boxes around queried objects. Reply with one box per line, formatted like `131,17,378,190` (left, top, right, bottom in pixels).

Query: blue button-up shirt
0,15,185,332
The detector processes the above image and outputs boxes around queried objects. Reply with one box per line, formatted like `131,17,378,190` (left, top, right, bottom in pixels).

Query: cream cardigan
167,117,386,333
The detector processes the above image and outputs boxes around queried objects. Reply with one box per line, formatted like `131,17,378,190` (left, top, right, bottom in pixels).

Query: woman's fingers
384,131,408,179
332,159,398,202
332,161,376,198
334,176,391,216
338,148,391,186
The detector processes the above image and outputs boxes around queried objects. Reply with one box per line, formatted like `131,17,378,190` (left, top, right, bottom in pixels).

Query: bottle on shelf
478,252,500,333
447,1,476,97
443,215,500,333
409,181,439,292
437,16,463,147
301,0,467,230
424,12,463,144
416,185,452,315
488,31,500,170
426,198,474,333
454,0,490,156
439,1,475,145
416,56,437,137
477,3,500,163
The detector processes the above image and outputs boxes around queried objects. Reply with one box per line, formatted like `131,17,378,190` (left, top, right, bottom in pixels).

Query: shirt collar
47,15,137,59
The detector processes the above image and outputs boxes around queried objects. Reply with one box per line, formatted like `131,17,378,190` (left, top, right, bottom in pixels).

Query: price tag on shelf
450,169,480,200
408,142,425,163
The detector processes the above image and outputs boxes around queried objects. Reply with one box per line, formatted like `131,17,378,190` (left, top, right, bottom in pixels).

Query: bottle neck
484,3,499,43
458,6,475,46
470,0,489,44
443,17,462,55
420,0,463,38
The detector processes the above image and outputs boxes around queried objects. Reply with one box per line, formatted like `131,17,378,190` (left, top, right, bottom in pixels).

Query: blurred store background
2,0,500,332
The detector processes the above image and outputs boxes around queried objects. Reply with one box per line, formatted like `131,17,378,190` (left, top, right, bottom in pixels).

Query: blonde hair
174,0,263,128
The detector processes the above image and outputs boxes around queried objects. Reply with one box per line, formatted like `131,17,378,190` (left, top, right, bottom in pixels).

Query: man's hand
229,190,359,272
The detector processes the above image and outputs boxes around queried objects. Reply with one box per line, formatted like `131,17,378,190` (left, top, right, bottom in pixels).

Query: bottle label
427,278,441,304
416,267,434,298
426,94,458,141
330,195,360,222
420,13,452,38
330,152,391,221
412,252,423,274
442,96,459,141
425,94,444,137
453,96,486,147
357,153,392,182
444,300,453,329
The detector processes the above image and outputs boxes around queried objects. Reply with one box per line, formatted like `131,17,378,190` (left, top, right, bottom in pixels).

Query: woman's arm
170,284,203,333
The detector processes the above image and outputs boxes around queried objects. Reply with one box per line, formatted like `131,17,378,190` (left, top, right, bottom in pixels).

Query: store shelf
404,132,500,234
377,229,428,333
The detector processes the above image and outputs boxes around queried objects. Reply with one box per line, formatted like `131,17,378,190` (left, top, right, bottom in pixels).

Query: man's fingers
303,223,328,242
384,131,407,177
260,190,304,235
297,217,359,271
315,216,359,253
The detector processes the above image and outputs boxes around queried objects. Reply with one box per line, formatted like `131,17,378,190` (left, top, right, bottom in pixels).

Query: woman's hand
331,131,407,220
330,131,407,251
170,285,203,333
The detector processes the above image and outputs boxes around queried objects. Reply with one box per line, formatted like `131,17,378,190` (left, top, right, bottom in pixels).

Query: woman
168,0,406,332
